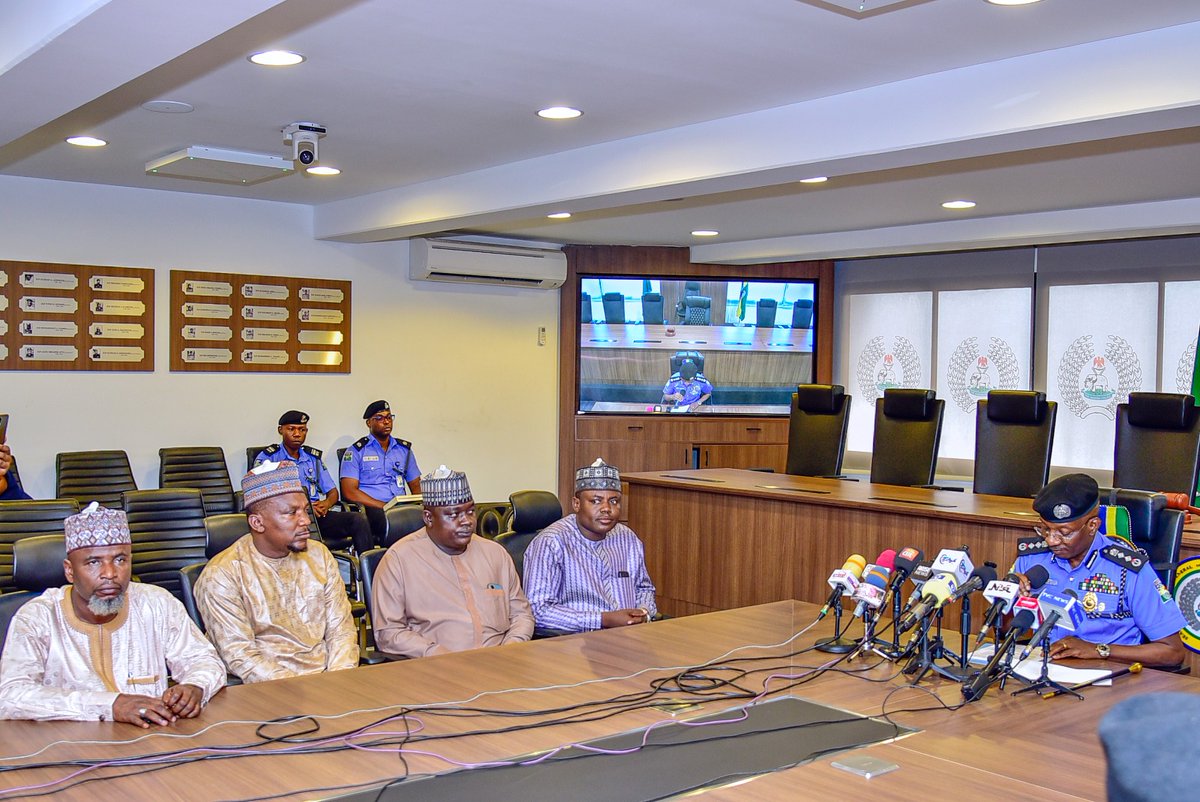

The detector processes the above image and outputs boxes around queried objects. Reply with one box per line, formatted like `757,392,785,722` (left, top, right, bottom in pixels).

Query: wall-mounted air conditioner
409,238,566,289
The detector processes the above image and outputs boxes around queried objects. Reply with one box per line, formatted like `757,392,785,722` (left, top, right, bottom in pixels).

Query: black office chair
0,535,69,652
245,445,272,472
791,299,814,329
473,501,512,539
0,498,79,593
360,546,388,624
682,295,711,325
870,389,945,487
382,505,424,548
756,299,777,328
1113,392,1200,496
642,292,665,325
55,449,137,509
784,385,852,477
580,291,593,324
669,350,705,375
601,292,626,324
973,391,1057,498
160,446,237,515
1103,488,1185,587
496,490,563,579
123,489,208,602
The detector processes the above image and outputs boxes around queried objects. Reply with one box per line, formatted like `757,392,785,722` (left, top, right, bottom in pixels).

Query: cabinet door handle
627,425,644,431
745,427,762,432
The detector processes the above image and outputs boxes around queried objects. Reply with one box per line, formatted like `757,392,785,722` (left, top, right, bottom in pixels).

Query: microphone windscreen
1025,564,1050,590
893,546,924,572
843,554,868,577
923,574,957,603
1009,608,1037,634
874,549,897,571
972,565,998,586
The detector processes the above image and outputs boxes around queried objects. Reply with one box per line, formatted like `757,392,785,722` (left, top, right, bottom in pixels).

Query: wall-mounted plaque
1,260,154,371
170,269,350,373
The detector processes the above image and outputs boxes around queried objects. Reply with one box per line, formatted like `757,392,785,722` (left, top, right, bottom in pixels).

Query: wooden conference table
0,601,1184,801
623,469,1040,619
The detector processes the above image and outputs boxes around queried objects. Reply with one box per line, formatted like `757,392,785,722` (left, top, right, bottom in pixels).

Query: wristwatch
1096,643,1111,659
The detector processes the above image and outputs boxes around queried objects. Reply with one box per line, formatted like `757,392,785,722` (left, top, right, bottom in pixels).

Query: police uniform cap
680,362,697,379
1033,473,1099,524
278,410,309,426
363,400,390,419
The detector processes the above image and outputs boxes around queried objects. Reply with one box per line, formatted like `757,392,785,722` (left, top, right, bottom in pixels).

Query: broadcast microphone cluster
896,573,957,633
1019,589,1084,661
974,564,1049,647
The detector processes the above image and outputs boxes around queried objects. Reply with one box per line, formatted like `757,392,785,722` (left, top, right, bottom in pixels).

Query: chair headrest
795,384,845,414
1127,392,1197,430
1104,488,1165,543
986,390,1047,424
685,296,711,309
643,292,662,302
882,388,936,420
795,299,814,309
509,491,563,533
204,514,248,559
13,535,69,592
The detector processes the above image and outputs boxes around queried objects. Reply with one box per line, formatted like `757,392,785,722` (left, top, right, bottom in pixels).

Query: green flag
736,282,748,321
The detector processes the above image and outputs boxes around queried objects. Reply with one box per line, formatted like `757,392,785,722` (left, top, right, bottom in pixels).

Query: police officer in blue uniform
1013,473,1186,668
661,362,713,411
339,400,421,547
253,410,373,554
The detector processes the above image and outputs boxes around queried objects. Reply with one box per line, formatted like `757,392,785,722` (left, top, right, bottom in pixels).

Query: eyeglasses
1033,519,1091,543
370,414,395,423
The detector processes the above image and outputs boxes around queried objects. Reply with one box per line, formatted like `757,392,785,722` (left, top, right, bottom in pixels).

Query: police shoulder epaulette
352,436,370,450
1100,542,1148,572
1015,535,1049,556
301,444,322,458
396,438,412,448
262,444,280,456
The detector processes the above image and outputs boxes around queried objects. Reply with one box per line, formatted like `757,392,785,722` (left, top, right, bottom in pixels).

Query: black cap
1033,473,1099,523
278,410,309,426
363,400,390,420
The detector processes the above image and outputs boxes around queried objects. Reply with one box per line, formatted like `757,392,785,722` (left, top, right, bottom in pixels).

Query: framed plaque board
0,260,154,371
170,270,351,373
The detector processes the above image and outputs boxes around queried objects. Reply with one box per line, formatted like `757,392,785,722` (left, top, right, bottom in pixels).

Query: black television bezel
574,272,819,418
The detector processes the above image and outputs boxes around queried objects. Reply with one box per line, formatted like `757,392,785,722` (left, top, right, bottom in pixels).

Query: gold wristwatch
1096,643,1111,659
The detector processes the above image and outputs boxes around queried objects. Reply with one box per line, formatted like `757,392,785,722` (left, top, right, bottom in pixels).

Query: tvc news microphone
1019,589,1084,661
852,549,896,618
819,554,867,616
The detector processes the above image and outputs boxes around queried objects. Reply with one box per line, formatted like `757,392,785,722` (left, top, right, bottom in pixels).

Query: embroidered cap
363,400,390,420
1033,473,1099,523
242,460,306,508
278,410,309,426
421,465,473,507
64,502,131,553
575,458,621,493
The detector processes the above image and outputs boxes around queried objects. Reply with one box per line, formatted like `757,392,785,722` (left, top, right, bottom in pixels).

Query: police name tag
364,455,380,462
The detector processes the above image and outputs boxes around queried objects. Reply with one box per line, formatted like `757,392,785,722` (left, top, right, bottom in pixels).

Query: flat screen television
578,276,817,415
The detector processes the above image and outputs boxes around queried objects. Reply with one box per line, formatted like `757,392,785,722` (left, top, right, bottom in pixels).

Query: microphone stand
1010,645,1080,699
815,595,857,654
902,608,966,683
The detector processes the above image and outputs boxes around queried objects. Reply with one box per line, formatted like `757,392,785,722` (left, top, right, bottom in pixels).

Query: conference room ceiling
2,0,1200,260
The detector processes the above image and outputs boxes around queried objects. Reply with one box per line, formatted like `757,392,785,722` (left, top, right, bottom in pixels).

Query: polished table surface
623,469,1039,619
0,601,1189,801
581,323,813,353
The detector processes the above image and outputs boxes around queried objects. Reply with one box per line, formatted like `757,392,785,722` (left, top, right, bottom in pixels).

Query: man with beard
0,504,225,724
371,466,533,658
195,461,358,683
1012,473,1186,668
523,459,657,633
340,400,422,547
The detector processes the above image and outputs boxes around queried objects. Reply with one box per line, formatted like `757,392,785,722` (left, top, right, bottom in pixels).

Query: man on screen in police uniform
253,411,373,554
1013,473,1186,668
339,400,421,547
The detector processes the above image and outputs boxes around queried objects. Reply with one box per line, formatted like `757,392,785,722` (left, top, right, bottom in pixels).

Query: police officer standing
1013,473,1186,668
339,400,421,547
253,411,373,554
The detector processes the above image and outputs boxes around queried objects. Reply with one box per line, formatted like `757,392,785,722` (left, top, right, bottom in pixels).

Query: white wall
0,175,559,501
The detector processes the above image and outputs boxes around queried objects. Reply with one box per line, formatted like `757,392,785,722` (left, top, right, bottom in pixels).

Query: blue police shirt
340,436,420,503
662,375,713,407
1014,533,1185,646
254,444,334,503
0,471,31,501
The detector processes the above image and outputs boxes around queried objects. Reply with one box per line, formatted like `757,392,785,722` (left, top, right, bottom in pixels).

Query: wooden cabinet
696,443,788,472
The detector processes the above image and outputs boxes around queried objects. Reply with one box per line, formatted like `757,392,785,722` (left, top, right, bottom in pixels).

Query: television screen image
578,276,816,415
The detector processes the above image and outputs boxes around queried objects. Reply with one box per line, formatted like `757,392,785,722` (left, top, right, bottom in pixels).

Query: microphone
819,554,867,616
947,564,998,604
852,549,897,618
930,545,973,586
896,573,958,633
903,560,934,608
1019,589,1084,661
886,546,925,593
973,564,1050,647
963,609,1037,702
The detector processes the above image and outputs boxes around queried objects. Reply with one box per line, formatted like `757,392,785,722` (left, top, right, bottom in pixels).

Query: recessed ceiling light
537,106,583,120
691,230,719,237
942,200,977,210
248,50,305,66
66,136,106,147
799,176,828,184
984,0,1042,5
306,165,340,176
547,212,572,219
